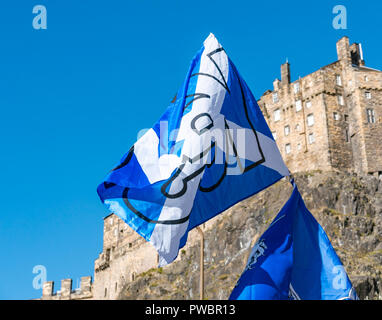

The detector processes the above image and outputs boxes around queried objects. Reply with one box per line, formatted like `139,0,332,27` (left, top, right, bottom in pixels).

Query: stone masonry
258,36,382,177
39,36,382,300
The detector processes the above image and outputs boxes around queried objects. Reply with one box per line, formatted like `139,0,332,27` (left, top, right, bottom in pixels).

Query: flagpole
196,226,204,300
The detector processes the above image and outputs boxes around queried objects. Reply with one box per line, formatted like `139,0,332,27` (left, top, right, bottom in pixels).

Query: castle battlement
40,276,93,300
39,36,382,301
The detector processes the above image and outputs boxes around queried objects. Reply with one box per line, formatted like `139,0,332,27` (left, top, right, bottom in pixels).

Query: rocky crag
118,171,382,300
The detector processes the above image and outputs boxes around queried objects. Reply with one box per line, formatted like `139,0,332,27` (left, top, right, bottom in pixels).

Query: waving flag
97,33,289,266
229,181,358,300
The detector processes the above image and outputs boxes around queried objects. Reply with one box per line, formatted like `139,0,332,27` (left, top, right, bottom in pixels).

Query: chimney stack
281,61,290,85
336,36,351,63
350,43,365,66
336,36,365,66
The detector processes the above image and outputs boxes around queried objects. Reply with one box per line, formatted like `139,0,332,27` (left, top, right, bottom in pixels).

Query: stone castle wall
40,36,382,300
258,36,382,177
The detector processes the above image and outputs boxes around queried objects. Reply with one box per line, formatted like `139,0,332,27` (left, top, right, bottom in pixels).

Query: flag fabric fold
229,180,358,300
97,33,289,266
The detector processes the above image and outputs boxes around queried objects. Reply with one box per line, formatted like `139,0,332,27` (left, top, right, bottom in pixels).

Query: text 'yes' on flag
97,33,289,266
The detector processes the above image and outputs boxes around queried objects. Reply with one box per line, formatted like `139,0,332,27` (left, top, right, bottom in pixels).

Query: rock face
118,171,382,300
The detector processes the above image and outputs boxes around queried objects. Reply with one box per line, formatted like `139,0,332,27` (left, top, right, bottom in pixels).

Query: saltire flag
97,33,289,266
229,180,358,300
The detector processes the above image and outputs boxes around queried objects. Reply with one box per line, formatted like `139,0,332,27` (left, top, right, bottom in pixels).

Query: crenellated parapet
40,276,93,300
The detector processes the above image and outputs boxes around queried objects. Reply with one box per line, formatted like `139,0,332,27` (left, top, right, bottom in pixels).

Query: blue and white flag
229,181,358,300
97,33,289,266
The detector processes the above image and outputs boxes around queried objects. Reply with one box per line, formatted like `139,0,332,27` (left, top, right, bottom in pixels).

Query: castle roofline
353,65,381,72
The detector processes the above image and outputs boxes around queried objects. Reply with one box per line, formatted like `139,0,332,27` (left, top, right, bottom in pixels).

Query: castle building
258,36,382,177
92,214,158,299
39,36,382,300
40,213,158,300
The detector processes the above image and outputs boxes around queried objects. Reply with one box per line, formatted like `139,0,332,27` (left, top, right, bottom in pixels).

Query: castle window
285,144,291,154
109,218,113,225
306,101,312,109
272,131,277,140
297,143,302,151
295,100,302,112
344,114,349,122
284,125,290,136
333,112,340,121
308,133,315,144
115,282,118,292
294,82,300,93
295,124,300,131
274,109,281,122
272,92,279,103
307,114,314,127
345,129,349,142
365,76,369,82
338,95,345,106
367,109,375,123
336,75,342,86
104,288,107,297
365,92,372,99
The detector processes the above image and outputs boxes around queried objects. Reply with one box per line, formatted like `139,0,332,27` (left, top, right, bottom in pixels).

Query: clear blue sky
0,0,380,300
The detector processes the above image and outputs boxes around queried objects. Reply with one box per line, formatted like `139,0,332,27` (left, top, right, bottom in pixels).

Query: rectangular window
284,125,290,136
307,114,314,126
295,100,302,112
297,143,301,151
272,131,277,140
285,143,291,154
344,114,349,122
273,92,279,103
338,95,344,106
306,101,312,109
333,112,340,121
365,92,372,99
367,109,375,123
336,75,342,86
308,133,315,144
345,129,349,142
294,82,300,93
274,109,281,122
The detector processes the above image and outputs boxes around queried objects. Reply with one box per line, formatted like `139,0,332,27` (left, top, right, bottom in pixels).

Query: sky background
0,0,381,300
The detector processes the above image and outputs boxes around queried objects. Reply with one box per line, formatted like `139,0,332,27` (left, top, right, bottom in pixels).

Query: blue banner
230,181,358,300
97,33,289,266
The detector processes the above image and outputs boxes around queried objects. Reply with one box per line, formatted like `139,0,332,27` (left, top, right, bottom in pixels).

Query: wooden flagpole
196,226,204,300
